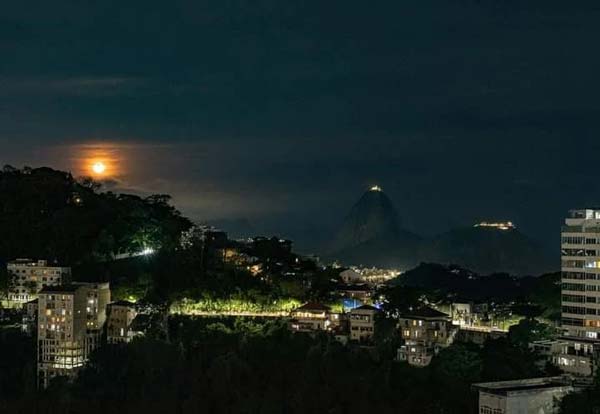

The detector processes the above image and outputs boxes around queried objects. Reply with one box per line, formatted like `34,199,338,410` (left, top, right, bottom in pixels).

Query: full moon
92,162,106,175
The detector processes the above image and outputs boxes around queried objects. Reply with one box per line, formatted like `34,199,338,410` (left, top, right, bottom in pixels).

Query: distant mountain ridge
327,187,556,275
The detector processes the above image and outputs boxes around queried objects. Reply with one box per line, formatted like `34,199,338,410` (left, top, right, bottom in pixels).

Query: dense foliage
0,166,191,265
389,263,560,320
0,317,551,414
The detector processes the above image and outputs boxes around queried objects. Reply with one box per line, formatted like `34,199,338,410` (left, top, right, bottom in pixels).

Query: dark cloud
1,0,600,250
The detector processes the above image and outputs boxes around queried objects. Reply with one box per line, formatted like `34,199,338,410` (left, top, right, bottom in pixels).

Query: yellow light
92,162,106,174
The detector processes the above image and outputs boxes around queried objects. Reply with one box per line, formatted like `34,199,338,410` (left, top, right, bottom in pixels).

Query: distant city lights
370,185,382,192
474,221,515,231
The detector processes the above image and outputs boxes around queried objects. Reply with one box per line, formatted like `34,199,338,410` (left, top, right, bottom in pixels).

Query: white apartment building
7,259,71,304
37,282,110,388
561,209,600,339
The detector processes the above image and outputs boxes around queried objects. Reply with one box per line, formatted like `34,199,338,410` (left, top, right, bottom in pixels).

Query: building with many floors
37,282,110,388
561,209,600,340
7,259,71,304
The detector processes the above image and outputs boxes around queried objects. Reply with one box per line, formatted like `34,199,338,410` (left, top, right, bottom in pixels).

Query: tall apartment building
7,259,71,304
561,209,600,339
37,282,110,388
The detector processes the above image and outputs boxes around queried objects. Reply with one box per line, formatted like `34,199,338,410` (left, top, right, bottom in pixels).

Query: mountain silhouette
421,225,555,275
327,187,556,275
328,186,421,268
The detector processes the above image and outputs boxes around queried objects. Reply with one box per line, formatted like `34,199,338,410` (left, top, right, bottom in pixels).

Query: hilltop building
397,307,457,367
7,259,71,304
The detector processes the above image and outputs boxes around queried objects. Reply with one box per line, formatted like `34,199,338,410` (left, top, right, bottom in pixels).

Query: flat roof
293,302,331,312
473,377,571,395
39,285,80,293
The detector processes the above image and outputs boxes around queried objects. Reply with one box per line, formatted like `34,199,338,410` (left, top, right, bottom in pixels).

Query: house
349,304,379,342
290,303,340,332
397,306,457,367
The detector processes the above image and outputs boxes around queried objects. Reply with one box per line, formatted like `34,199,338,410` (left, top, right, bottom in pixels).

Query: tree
508,318,555,349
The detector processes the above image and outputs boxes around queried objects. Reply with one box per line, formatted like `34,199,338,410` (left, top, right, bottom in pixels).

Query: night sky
2,1,600,250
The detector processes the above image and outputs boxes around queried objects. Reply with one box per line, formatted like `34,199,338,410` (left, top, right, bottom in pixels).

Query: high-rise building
7,259,71,304
561,209,600,339
37,282,110,389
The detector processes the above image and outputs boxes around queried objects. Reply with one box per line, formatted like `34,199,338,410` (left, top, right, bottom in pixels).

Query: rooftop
402,306,449,319
352,304,380,312
472,377,572,395
109,300,136,308
293,302,331,312
39,285,80,294
568,209,600,220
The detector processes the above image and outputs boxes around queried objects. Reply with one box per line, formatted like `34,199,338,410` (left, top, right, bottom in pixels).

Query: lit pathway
170,310,289,318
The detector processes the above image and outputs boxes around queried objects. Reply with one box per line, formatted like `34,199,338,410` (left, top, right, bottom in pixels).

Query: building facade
561,209,600,339
473,377,574,414
7,259,71,304
397,307,456,367
349,304,379,342
290,303,340,332
106,300,137,344
37,282,110,388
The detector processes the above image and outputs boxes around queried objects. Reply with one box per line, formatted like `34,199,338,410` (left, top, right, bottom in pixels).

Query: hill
421,225,556,275
388,262,560,318
0,165,191,265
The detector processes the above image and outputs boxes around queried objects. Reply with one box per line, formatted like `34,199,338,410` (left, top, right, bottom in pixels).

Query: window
586,261,600,268
562,317,584,327
563,294,586,303
562,260,585,268
562,283,586,291
480,406,503,414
